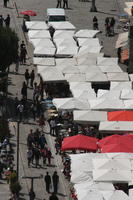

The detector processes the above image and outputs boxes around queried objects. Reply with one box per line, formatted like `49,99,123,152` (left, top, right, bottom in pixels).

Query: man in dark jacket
52,171,59,194
44,172,51,193
5,14,10,27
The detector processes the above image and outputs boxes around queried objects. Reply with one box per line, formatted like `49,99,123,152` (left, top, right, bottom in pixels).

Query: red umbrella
98,135,121,148
101,142,133,153
61,134,98,151
20,10,37,16
108,111,133,121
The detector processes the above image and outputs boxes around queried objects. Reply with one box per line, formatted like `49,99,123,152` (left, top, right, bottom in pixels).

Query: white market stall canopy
69,82,92,91
77,45,102,55
110,81,132,90
123,99,133,109
48,21,76,30
77,38,100,47
56,45,78,57
115,32,128,48
30,38,55,48
33,57,55,66
65,73,86,82
53,98,90,110
75,53,104,65
120,89,133,99
99,121,133,131
73,110,107,123
75,29,100,38
97,57,118,66
106,72,129,82
89,98,125,110
28,30,51,39
97,89,121,100
78,65,101,73
54,38,76,47
98,65,122,73
53,30,75,39
56,65,80,74
34,47,56,56
72,89,96,100
25,21,48,30
85,72,108,82
55,58,77,66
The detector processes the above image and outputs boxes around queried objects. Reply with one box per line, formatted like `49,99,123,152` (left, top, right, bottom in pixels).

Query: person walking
49,193,59,200
52,171,59,194
93,16,98,30
24,69,30,86
3,0,8,7
30,70,35,88
110,17,115,35
17,101,24,121
29,189,36,200
21,81,27,99
47,148,52,165
56,0,62,8
50,118,56,136
63,0,68,9
20,46,27,64
44,172,51,193
0,15,4,26
5,14,10,27
27,148,33,167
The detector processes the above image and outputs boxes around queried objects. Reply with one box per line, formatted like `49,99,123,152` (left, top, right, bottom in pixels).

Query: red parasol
20,10,37,16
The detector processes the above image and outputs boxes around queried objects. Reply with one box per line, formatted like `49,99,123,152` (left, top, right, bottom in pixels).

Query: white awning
72,89,96,100
97,89,121,99
98,65,122,73
56,65,79,74
77,38,100,47
123,99,133,109
110,82,132,90
78,65,102,73
48,21,76,30
54,38,76,47
56,45,78,57
53,30,75,39
85,72,108,82
33,57,55,66
34,47,56,56
25,21,48,30
69,82,92,91
75,29,100,38
75,53,104,65
97,57,118,66
107,72,129,82
28,30,51,39
120,89,133,100
55,58,77,66
65,73,86,82
30,38,55,48
77,45,102,55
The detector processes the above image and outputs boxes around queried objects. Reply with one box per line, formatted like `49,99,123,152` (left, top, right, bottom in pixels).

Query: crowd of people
0,14,10,27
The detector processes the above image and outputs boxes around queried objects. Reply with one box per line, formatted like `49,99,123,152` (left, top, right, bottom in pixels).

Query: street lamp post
90,0,97,12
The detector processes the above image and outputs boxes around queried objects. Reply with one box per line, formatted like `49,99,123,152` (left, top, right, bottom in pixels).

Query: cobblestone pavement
0,0,132,199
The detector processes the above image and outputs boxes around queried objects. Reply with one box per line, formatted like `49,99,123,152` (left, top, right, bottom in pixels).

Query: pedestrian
20,46,27,64
34,145,40,168
38,114,46,132
63,0,68,9
27,129,34,147
31,102,37,121
110,17,115,35
3,0,8,7
50,118,56,136
30,70,35,88
52,171,59,194
44,172,51,193
93,16,98,30
21,81,27,99
49,193,59,200
24,69,30,86
5,14,10,27
56,0,62,8
0,15,4,26
17,101,24,121
39,134,47,149
20,40,26,51
47,148,52,165
27,148,33,167
49,26,55,38
29,189,36,200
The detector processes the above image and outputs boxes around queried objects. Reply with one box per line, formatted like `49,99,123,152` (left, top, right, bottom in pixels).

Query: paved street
0,0,132,199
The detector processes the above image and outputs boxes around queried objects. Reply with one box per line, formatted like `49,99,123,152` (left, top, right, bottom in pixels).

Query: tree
0,27,19,72
90,0,97,12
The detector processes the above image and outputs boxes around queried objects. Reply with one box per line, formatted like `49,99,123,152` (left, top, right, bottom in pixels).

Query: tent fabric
97,57,118,66
65,74,86,82
28,30,51,39
54,38,76,47
120,89,133,99
108,111,133,121
48,21,76,30
30,38,55,48
55,58,77,66
53,30,75,39
99,121,133,132
123,99,133,109
25,21,48,30
34,47,56,56
89,98,124,110
97,90,121,100
106,72,129,82
85,72,108,82
69,82,92,90
98,65,122,73
101,190,130,200
115,32,128,48
73,110,107,123
75,53,104,65
78,65,101,73
75,29,100,38
101,143,133,153
56,45,78,57
72,89,96,100
33,57,55,66
110,81,132,90
61,134,98,151
56,65,80,74
77,45,102,55
77,38,100,47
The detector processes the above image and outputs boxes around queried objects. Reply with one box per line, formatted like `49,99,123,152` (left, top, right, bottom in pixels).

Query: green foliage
0,27,19,72
0,116,10,142
10,181,22,194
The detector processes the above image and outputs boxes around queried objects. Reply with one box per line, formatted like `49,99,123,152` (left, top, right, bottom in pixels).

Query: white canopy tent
107,72,129,82
77,45,102,55
99,121,133,132
28,30,51,39
25,21,48,30
78,65,101,73
129,74,133,81
97,57,118,66
73,110,107,123
53,30,75,39
48,21,76,30
74,29,100,38
33,57,55,66
101,190,130,200
56,45,78,57
56,65,80,74
54,38,76,47
29,38,55,48
65,74,86,82
34,47,56,56
98,65,122,73
89,98,125,110
97,89,121,99
69,82,92,91
123,99,133,109
120,89,133,99
75,53,104,65
72,89,96,100
53,98,90,110
110,82,132,90
76,189,104,200
55,58,77,66
85,72,108,82
115,32,128,48
77,38,100,47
